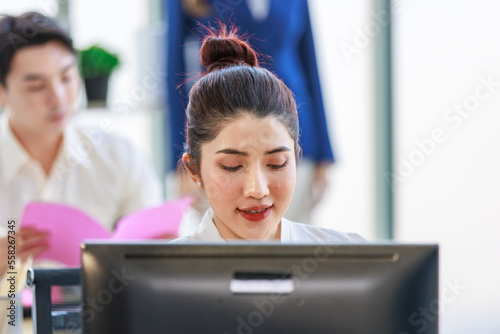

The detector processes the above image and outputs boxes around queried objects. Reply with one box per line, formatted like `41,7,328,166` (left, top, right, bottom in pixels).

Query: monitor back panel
82,243,438,334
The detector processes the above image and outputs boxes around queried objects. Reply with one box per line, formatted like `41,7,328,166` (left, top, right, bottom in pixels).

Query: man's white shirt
0,114,162,235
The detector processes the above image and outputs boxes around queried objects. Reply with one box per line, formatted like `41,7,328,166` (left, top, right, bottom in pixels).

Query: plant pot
84,75,109,105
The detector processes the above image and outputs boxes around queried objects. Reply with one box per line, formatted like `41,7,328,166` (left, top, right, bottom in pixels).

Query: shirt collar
280,217,291,243
195,208,227,242
0,114,91,183
59,121,93,168
0,114,32,182
196,208,290,243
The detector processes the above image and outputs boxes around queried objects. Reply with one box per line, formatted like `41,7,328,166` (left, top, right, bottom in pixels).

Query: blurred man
0,12,162,275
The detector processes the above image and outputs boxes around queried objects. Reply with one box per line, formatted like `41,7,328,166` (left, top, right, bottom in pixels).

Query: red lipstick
238,205,272,222
50,112,66,122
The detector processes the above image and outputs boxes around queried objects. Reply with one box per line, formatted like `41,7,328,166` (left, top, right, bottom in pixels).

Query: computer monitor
81,243,438,334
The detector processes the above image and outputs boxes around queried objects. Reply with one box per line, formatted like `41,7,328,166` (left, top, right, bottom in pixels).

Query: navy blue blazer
166,0,334,170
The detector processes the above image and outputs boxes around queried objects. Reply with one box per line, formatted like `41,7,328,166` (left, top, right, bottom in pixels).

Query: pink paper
22,289,33,307
21,202,111,267
19,197,192,267
112,197,192,239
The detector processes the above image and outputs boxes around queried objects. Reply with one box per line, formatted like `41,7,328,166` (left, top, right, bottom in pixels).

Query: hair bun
200,25,258,72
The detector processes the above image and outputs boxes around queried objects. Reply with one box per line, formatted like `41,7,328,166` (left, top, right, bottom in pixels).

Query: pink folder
20,197,192,267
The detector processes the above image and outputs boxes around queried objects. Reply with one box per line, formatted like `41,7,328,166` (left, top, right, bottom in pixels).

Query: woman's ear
0,84,6,107
182,153,201,187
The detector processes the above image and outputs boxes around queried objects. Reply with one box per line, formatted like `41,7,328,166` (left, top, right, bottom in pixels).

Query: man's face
0,41,81,138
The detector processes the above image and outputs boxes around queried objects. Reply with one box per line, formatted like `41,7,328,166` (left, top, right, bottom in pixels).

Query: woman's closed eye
218,160,288,172
268,160,288,170
219,164,242,172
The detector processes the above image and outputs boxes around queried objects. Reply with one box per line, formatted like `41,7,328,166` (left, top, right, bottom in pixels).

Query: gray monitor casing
81,243,438,334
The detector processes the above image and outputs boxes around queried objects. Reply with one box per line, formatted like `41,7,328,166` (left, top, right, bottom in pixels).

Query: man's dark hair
0,12,74,86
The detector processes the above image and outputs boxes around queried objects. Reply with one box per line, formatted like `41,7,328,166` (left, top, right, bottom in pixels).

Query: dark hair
183,24,300,174
0,12,74,86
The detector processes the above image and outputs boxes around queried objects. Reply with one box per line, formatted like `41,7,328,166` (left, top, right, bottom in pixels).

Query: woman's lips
49,112,66,122
238,206,272,222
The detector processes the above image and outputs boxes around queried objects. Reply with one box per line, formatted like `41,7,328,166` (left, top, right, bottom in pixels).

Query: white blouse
174,208,366,243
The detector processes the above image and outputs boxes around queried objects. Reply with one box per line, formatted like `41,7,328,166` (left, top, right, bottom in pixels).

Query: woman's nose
243,166,270,199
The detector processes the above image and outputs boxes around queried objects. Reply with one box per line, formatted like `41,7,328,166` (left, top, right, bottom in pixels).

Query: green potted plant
78,44,120,106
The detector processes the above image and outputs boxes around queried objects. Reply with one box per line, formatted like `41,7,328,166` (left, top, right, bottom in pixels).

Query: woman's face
196,114,296,240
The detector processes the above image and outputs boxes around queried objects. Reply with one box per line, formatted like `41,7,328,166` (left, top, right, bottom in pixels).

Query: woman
177,25,363,243
168,0,336,225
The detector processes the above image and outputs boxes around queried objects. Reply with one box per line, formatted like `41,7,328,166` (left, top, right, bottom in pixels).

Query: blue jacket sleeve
166,0,189,171
298,0,335,163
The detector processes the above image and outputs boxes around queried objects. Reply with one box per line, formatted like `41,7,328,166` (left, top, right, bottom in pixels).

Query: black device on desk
81,243,438,334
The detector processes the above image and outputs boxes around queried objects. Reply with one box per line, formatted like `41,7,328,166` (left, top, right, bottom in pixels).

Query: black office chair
26,268,82,334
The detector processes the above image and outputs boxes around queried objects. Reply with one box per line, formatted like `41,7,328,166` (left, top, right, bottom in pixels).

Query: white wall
310,0,500,333
309,0,376,240
0,0,50,16
69,0,158,163
393,0,500,333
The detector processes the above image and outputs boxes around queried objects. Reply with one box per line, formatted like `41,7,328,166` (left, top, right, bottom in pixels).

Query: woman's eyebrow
215,146,291,156
265,146,291,155
216,149,248,156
